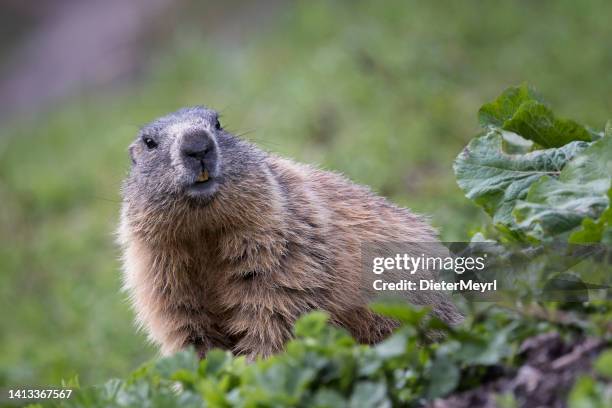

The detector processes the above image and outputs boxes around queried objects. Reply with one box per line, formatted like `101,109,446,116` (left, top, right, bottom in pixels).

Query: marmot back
118,106,462,359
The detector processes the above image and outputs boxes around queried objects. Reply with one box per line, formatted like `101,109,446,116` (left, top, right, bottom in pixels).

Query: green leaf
199,349,232,376
426,357,460,399
170,369,196,386
479,84,591,147
513,135,612,240
374,330,408,359
349,381,391,408
311,389,348,408
294,311,330,338
154,348,199,379
569,189,612,244
501,130,534,154
455,323,515,365
503,101,591,148
454,130,589,227
358,348,383,376
479,84,541,127
593,349,612,380
283,366,317,398
568,376,611,408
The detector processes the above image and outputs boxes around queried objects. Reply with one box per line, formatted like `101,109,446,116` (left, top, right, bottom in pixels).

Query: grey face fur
124,106,256,209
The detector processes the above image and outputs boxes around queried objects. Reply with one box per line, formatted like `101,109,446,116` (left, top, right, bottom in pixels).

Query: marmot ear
129,145,138,165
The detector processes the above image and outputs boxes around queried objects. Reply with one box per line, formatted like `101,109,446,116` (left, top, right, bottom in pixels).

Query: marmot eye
214,119,222,130
143,137,158,149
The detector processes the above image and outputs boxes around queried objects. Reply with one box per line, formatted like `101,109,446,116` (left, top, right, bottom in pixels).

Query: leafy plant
454,84,612,405
46,305,538,408
455,84,611,243
477,85,592,148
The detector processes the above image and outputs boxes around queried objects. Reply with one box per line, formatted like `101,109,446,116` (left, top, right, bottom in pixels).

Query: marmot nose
180,130,212,161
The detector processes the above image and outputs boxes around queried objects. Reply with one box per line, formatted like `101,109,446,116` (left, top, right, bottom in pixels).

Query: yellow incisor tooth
198,169,209,182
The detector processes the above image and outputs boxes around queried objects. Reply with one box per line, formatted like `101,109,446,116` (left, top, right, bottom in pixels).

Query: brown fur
119,146,461,360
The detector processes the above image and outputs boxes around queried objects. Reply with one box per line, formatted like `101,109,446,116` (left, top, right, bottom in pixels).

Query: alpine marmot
118,107,462,359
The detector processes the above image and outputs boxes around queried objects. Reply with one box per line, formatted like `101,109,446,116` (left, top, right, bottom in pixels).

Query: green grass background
1,0,611,387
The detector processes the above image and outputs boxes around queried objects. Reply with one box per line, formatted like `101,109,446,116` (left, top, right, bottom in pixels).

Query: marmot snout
118,106,462,359
178,128,220,193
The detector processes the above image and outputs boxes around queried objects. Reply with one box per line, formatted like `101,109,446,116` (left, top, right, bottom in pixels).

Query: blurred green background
1,0,611,387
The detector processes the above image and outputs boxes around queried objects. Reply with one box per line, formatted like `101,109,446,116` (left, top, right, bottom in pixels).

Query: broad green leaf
374,330,408,359
311,389,348,408
569,217,606,244
283,366,317,398
503,101,591,148
426,357,459,399
569,188,612,244
455,323,515,365
513,135,612,240
501,130,533,154
358,348,383,376
479,84,591,147
454,130,589,227
478,84,541,127
349,381,390,408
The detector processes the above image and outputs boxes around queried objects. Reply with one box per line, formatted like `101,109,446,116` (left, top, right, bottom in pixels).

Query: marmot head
125,106,252,207
122,106,272,235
